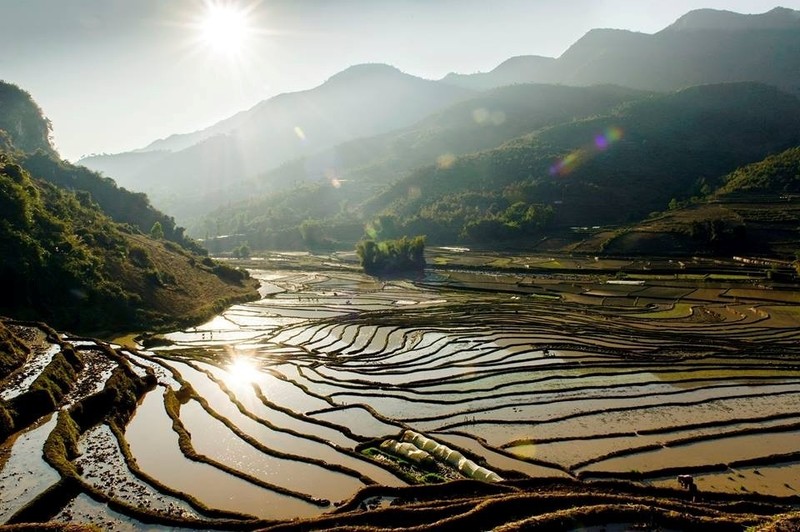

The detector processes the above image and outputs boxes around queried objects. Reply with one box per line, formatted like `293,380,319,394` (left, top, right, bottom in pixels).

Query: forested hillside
718,146,800,195
203,82,800,252
0,81,200,252
199,84,651,247
245,84,649,204
574,147,800,257
0,81,257,332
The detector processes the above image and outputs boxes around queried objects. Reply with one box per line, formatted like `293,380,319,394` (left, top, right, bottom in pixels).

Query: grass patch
0,322,30,379
6,344,83,432
29,346,83,403
42,411,81,477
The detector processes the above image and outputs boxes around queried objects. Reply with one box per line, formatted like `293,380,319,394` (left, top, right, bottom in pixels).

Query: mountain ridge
440,7,800,93
77,7,800,242
662,6,800,32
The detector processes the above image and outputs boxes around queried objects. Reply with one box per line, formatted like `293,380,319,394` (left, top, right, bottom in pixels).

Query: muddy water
125,388,323,519
582,429,800,474
76,424,202,519
0,415,60,523
142,268,800,503
179,400,367,502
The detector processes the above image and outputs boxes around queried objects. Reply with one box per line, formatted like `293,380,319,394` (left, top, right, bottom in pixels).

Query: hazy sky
2,0,799,160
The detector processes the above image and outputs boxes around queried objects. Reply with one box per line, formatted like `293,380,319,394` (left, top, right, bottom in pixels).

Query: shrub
128,246,153,268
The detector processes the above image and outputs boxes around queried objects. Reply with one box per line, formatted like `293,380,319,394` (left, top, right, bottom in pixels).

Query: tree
150,221,164,240
300,219,326,248
232,244,251,259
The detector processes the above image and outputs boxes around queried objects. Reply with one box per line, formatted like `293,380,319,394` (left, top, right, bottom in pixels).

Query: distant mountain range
442,7,800,92
198,81,800,253
80,64,472,221
72,7,800,259
78,7,800,228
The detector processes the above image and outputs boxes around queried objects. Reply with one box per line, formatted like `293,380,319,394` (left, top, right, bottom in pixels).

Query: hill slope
206,83,648,231
577,147,800,257
203,82,800,251
0,154,256,332
0,81,257,333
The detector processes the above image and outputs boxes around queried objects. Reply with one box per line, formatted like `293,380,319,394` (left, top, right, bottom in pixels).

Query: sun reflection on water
225,354,259,388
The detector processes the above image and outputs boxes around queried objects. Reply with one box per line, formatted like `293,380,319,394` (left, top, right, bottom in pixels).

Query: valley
2,252,800,529
3,3,800,530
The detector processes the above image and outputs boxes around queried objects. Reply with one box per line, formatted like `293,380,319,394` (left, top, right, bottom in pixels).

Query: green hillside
0,153,256,332
249,83,648,196
718,146,800,195
0,83,54,155
574,147,800,258
201,84,651,247
0,81,258,333
203,82,800,251
0,81,201,253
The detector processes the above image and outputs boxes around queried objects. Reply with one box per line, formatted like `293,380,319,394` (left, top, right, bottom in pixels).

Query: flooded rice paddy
2,265,800,528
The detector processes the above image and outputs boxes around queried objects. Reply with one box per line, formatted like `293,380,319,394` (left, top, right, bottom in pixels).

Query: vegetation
0,80,202,254
582,145,800,258
356,236,426,275
0,82,54,154
718,146,800,195
0,322,29,378
0,83,258,333
201,82,800,254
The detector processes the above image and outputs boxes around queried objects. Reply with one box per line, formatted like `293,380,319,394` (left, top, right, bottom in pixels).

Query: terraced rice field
2,265,800,529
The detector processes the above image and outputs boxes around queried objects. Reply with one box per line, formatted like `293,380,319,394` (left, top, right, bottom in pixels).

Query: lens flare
490,110,506,126
437,153,456,169
293,126,306,141
472,108,506,126
472,108,490,124
550,126,623,176
595,126,623,150
549,149,586,176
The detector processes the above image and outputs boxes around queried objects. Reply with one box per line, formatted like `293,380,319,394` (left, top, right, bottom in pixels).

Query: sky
2,0,799,161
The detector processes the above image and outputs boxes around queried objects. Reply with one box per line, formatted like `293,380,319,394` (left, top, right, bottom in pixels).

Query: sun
198,2,252,56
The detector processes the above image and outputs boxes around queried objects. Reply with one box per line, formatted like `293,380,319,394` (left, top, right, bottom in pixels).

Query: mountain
197,84,649,242
0,81,257,332
247,83,649,203
0,152,257,332
0,81,202,252
203,82,800,252
573,147,800,257
79,64,473,223
79,7,800,230
441,56,557,91
664,6,800,31
0,83,54,155
440,7,800,94
717,145,800,195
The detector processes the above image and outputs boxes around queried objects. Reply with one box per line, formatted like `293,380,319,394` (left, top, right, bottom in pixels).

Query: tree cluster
356,236,426,275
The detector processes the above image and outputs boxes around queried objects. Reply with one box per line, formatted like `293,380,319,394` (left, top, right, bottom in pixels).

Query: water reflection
225,355,258,387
